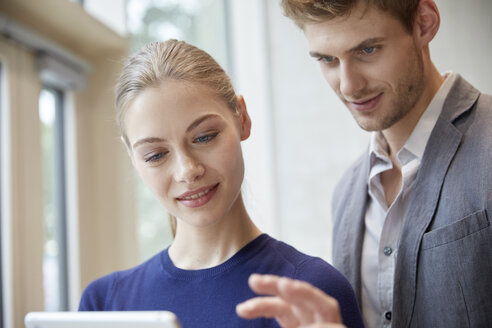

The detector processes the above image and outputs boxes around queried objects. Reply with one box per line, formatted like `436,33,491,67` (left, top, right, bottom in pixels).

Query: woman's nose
173,152,205,183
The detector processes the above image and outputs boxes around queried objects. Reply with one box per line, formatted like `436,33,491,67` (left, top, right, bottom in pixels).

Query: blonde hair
281,0,419,32
115,40,238,237
115,39,238,147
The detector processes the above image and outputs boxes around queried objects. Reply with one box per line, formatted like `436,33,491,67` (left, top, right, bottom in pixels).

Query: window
39,88,69,311
0,61,4,328
127,0,230,261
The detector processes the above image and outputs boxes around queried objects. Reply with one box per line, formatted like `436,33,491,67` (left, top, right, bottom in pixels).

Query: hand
236,274,346,328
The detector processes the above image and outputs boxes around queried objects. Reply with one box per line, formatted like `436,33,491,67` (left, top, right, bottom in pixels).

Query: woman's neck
168,196,262,270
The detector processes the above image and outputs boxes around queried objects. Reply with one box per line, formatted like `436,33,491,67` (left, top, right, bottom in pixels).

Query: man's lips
349,93,383,112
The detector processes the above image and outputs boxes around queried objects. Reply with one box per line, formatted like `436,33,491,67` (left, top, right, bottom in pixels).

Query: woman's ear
414,0,440,47
236,95,251,141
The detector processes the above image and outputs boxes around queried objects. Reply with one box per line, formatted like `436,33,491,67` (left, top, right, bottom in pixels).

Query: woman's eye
145,152,167,163
194,133,218,144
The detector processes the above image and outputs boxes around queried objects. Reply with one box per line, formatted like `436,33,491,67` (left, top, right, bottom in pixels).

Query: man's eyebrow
309,51,326,58
309,37,386,58
348,37,385,53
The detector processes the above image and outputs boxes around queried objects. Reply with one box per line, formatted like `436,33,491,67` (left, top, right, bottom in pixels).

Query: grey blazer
332,75,492,328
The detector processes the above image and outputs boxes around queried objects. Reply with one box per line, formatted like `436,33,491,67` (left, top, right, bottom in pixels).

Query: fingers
236,296,301,328
246,274,342,324
300,324,346,328
247,274,284,295
277,277,342,323
236,296,290,319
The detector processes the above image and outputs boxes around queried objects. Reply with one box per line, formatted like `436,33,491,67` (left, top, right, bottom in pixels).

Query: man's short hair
281,0,420,32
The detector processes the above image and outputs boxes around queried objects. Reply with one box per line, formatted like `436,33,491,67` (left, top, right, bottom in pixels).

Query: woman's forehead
124,81,235,142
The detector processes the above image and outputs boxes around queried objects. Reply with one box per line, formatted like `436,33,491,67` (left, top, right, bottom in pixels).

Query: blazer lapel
392,75,480,327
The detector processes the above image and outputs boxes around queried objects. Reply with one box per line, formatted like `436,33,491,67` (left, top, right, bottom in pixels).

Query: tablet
24,311,181,328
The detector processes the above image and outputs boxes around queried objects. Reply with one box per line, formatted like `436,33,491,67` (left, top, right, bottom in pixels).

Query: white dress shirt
360,72,456,328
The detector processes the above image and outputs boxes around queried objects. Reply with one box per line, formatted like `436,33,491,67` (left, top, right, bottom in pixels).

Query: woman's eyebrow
186,113,221,133
132,137,165,150
132,114,222,150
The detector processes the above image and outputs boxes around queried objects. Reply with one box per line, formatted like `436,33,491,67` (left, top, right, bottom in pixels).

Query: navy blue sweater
79,234,363,327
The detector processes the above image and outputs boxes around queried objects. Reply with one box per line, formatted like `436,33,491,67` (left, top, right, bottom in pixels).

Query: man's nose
338,62,366,100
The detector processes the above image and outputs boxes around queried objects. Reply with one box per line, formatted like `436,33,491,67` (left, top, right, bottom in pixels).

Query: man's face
304,3,426,132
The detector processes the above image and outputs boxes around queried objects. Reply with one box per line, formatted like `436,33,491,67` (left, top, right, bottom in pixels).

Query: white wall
230,0,492,262
229,0,280,236
432,0,492,94
84,0,127,36
264,1,369,260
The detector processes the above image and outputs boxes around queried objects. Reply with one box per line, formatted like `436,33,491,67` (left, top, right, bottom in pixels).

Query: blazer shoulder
332,151,368,215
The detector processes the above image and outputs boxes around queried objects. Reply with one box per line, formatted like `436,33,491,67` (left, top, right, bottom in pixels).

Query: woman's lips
350,93,383,112
176,183,219,208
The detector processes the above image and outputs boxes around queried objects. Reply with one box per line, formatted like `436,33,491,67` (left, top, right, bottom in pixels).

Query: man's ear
236,95,251,141
414,0,440,47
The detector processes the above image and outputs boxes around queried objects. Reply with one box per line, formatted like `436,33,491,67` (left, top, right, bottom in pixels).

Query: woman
79,40,363,328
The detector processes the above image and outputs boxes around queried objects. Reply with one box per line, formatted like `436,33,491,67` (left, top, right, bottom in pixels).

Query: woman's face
125,80,250,229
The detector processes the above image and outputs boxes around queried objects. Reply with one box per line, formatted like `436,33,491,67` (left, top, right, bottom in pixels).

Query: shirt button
385,311,392,321
383,246,393,256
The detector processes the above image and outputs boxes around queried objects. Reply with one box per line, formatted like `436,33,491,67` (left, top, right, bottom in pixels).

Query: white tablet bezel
24,311,181,328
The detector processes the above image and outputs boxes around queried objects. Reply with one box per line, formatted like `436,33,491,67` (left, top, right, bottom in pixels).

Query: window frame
40,86,70,311
1,2,129,323
52,88,69,311
0,61,4,328
0,52,14,328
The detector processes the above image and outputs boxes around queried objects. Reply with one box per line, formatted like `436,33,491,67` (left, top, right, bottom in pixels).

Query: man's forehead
305,22,378,52
303,6,405,55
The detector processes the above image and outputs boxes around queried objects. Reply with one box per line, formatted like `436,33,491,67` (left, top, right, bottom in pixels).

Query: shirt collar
404,71,456,159
368,131,389,163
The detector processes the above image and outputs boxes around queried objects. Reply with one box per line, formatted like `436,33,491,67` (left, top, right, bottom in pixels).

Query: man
237,0,492,327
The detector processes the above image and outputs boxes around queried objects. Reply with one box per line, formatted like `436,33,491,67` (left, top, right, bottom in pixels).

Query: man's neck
379,64,445,207
383,64,445,156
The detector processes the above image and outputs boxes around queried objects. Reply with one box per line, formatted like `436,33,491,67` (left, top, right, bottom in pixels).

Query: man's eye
194,133,218,144
317,56,336,64
362,47,376,55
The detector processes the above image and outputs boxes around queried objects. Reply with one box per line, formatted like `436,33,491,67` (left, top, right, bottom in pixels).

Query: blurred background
0,0,491,327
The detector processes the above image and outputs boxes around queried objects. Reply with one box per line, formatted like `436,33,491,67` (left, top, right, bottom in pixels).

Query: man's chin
351,113,383,132
351,110,400,132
